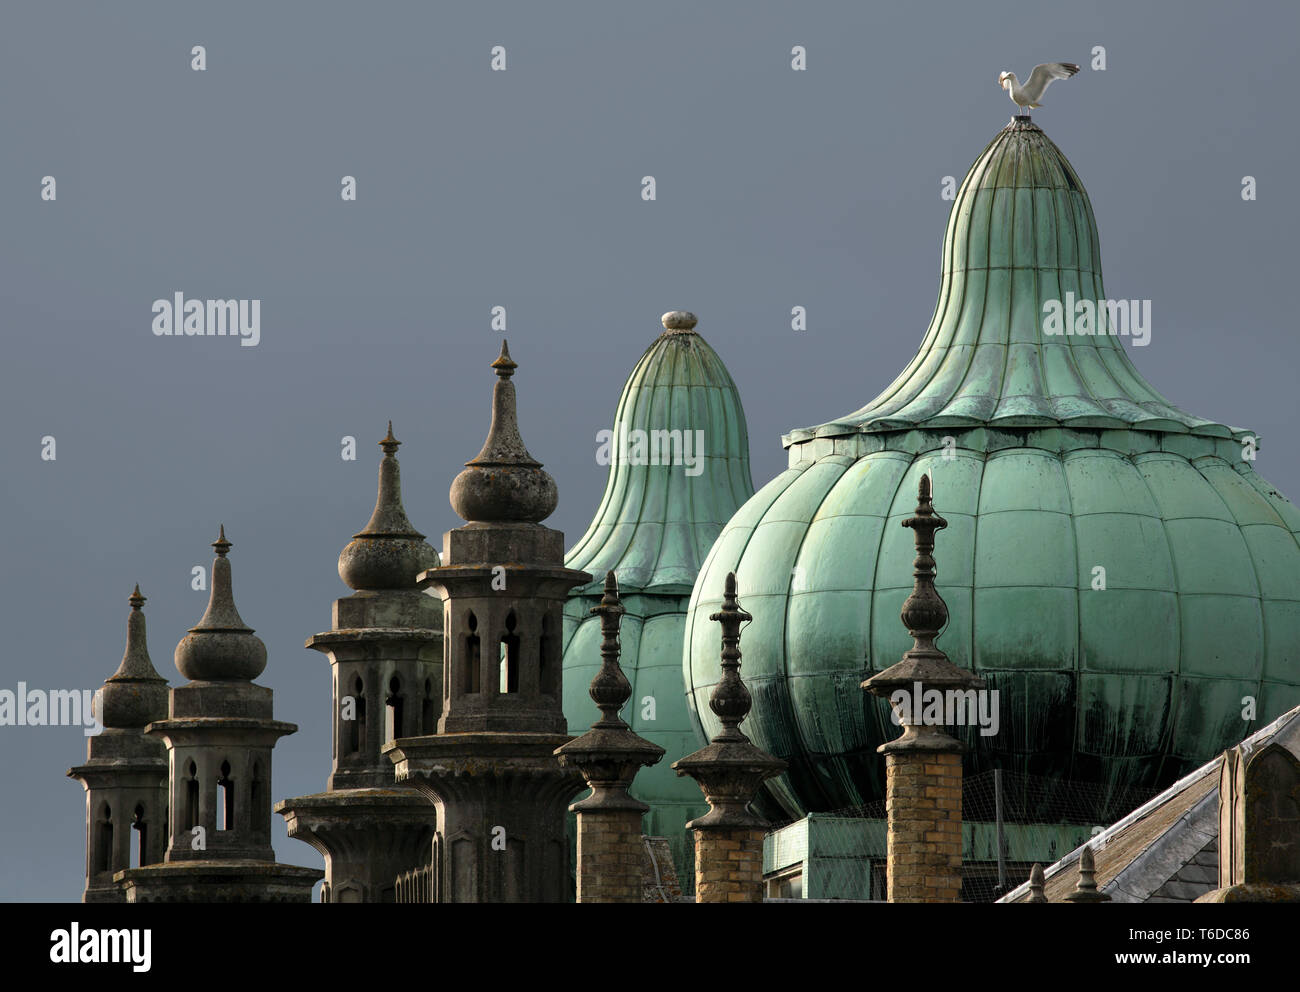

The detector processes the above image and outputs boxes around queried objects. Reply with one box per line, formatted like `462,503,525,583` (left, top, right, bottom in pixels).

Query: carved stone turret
117,529,321,902
277,425,442,902
555,573,665,902
385,343,591,902
67,586,170,902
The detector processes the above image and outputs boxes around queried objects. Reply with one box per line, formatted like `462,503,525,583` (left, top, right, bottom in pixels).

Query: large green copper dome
563,311,755,873
685,119,1300,821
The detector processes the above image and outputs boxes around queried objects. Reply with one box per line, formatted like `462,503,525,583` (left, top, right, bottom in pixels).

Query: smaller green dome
563,311,755,877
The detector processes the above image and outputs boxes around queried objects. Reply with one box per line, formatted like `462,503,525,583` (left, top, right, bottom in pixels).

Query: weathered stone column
555,572,665,902
862,475,984,903
674,573,786,903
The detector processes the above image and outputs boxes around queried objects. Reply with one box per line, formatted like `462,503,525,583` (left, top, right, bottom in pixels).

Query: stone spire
174,526,267,682
68,586,170,902
450,340,558,524
673,573,786,902
862,475,984,903
279,426,442,903
338,422,440,591
98,585,169,730
555,572,665,902
117,528,321,902
387,341,591,902
1064,844,1112,903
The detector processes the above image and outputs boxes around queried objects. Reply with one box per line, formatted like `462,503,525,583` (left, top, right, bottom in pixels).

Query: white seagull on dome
997,62,1080,115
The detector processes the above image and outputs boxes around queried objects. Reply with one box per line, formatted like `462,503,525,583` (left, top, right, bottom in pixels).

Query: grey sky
2,0,1296,901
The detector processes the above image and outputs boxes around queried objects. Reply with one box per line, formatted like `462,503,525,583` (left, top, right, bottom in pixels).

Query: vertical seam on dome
777,456,857,812
1130,453,1184,774
1059,447,1084,787
1190,457,1268,727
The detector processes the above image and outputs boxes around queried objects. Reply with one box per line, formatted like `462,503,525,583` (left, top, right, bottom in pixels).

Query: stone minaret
673,573,786,903
117,528,322,902
67,586,170,902
277,424,443,903
862,475,984,903
555,572,664,902
385,342,590,902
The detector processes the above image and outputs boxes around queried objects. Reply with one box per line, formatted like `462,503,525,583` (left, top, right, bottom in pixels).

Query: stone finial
1064,844,1112,903
588,571,633,728
708,572,754,744
862,474,984,706
449,341,559,524
174,527,268,682
1026,863,1048,903
556,572,665,805
338,422,439,591
673,573,786,829
661,311,698,334
98,585,169,729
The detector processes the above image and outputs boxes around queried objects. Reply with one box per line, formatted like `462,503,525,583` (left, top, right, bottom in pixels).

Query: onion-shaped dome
686,118,1300,821
337,423,439,590
562,311,755,871
175,527,268,682
97,585,169,729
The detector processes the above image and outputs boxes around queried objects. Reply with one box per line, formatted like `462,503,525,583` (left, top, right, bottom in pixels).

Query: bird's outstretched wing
1024,62,1080,101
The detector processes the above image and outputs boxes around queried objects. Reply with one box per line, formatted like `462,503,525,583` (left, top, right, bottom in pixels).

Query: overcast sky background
2,1,1296,901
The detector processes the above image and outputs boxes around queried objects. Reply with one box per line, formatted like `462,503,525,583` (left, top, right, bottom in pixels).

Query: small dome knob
661,311,698,333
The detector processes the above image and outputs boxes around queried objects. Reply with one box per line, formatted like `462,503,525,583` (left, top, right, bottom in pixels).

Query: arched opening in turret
348,675,366,754
539,613,555,695
216,759,234,831
251,761,265,834
95,803,113,874
131,803,146,868
422,677,435,732
466,612,481,694
386,675,404,740
500,611,520,694
185,760,199,831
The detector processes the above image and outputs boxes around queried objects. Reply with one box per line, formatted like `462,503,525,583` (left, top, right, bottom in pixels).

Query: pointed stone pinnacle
100,585,169,727
340,424,437,590
450,341,557,523
129,584,146,610
176,529,266,681
491,339,517,378
380,420,400,455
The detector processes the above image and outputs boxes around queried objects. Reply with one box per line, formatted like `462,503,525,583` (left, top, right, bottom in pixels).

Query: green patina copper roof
687,119,1300,823
565,312,755,594
563,311,756,878
785,119,1247,444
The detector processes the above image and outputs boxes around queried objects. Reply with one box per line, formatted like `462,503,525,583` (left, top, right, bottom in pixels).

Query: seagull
997,62,1080,115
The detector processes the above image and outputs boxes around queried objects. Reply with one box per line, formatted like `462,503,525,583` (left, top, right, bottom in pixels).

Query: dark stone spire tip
129,584,145,610
706,572,755,742
213,524,231,557
586,571,632,728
